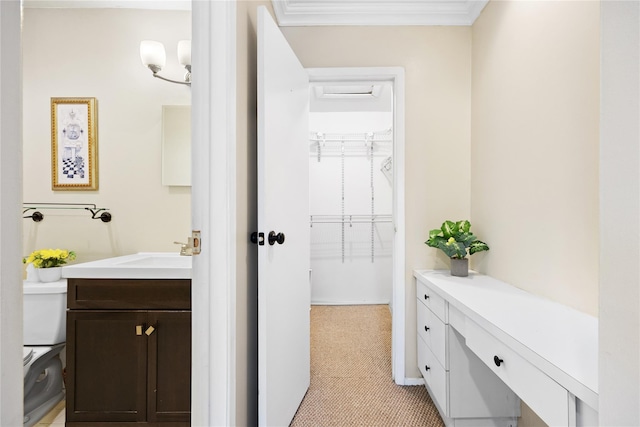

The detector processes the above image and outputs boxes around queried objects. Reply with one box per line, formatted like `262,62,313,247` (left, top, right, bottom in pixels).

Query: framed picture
51,97,98,190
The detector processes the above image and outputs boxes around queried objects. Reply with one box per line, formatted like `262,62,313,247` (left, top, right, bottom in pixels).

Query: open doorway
307,67,406,383
308,81,393,305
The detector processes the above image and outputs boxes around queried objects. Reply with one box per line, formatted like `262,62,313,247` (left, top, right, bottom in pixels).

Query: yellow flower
23,248,76,268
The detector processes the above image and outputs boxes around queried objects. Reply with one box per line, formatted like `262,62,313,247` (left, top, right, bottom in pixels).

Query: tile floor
34,400,64,427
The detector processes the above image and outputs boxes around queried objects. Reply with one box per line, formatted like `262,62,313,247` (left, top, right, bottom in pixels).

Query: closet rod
309,138,392,143
309,214,392,226
23,202,112,223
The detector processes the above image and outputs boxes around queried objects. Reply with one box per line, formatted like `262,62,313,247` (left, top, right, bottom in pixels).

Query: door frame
191,1,237,426
307,67,407,384
0,1,25,425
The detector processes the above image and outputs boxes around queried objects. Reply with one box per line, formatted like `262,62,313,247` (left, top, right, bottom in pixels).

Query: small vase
37,267,62,283
450,258,468,277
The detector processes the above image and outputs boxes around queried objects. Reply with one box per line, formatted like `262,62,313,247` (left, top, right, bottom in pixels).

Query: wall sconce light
140,40,191,86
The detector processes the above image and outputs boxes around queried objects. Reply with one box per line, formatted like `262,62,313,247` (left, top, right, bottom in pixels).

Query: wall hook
85,208,112,222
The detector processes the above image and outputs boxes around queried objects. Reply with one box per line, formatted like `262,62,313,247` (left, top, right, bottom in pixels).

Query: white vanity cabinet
414,270,599,427
416,278,520,426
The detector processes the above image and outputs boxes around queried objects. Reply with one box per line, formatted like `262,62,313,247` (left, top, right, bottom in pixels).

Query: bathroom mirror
162,105,191,186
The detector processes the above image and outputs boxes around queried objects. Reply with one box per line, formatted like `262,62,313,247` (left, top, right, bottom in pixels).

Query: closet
308,85,393,304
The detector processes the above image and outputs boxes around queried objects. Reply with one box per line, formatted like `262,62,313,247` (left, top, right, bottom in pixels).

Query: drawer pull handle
424,294,430,300
424,325,430,332
493,355,504,367
424,365,430,371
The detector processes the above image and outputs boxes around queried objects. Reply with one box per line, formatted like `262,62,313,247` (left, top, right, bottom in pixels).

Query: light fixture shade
177,40,191,67
140,40,166,70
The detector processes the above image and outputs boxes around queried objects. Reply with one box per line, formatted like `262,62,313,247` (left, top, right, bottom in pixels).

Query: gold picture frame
51,97,98,190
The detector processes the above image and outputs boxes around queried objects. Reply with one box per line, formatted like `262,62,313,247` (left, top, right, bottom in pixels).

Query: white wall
599,2,640,425
309,111,393,304
22,8,191,264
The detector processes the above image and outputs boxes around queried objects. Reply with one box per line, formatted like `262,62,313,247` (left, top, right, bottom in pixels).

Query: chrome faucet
173,241,193,256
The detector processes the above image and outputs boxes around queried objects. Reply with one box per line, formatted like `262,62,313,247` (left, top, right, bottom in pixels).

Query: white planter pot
37,267,62,283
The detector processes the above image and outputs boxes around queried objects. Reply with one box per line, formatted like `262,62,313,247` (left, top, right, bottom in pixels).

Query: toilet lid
23,348,33,366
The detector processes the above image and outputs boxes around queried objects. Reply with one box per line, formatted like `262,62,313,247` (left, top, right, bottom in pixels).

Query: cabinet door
66,311,148,423
146,311,191,423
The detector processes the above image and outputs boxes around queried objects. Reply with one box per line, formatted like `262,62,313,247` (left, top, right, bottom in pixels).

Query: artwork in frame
51,97,98,190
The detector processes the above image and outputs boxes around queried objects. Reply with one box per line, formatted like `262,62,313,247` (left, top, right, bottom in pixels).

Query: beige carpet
290,305,445,427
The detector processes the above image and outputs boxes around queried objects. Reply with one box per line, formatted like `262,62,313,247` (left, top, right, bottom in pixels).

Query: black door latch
250,232,265,246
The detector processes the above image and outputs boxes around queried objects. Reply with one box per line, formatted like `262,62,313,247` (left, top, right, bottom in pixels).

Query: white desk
414,270,598,427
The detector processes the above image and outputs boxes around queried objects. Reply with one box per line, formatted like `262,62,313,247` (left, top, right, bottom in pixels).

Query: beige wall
470,1,600,316
471,2,600,425
22,8,191,263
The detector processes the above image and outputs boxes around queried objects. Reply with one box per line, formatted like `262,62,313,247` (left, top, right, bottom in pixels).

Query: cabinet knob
493,355,504,367
145,326,156,336
424,325,430,332
424,294,429,300
425,365,430,371
136,325,143,336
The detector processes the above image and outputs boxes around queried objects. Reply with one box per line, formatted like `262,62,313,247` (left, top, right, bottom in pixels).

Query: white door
257,6,310,427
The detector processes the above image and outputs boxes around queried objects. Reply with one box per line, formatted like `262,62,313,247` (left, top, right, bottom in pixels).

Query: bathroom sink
62,252,192,279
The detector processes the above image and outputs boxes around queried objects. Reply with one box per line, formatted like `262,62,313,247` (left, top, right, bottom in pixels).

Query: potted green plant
425,220,489,277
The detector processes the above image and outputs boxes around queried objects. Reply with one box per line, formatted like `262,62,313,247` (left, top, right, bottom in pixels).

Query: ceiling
23,0,488,26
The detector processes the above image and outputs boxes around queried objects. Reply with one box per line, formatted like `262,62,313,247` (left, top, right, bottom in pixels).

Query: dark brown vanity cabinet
65,278,191,426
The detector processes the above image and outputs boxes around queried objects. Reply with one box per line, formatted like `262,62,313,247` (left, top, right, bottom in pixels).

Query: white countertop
62,252,192,279
414,269,598,409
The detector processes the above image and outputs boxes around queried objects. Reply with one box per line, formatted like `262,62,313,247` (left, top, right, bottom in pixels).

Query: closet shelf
23,203,112,223
309,129,392,143
309,130,393,161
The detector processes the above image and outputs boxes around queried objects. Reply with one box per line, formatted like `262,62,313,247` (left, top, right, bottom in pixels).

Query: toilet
23,279,67,427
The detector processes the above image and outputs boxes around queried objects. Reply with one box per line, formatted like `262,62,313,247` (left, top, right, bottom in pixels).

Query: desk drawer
416,279,447,323
416,300,447,369
417,335,447,414
465,319,570,427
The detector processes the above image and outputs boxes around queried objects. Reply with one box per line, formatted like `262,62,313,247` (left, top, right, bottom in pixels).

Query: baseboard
311,300,391,306
402,377,425,386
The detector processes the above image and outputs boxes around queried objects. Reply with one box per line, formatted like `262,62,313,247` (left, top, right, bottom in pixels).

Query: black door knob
424,365,430,371
424,326,430,332
424,294,429,300
268,231,285,245
494,355,504,367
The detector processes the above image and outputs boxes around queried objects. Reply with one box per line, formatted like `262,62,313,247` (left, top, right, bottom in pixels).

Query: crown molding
272,0,489,26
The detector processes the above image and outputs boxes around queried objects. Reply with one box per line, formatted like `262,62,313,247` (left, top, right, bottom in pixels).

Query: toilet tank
23,280,67,345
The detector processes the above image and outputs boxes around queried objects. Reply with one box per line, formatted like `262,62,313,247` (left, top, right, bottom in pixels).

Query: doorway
307,67,406,383
309,81,393,305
